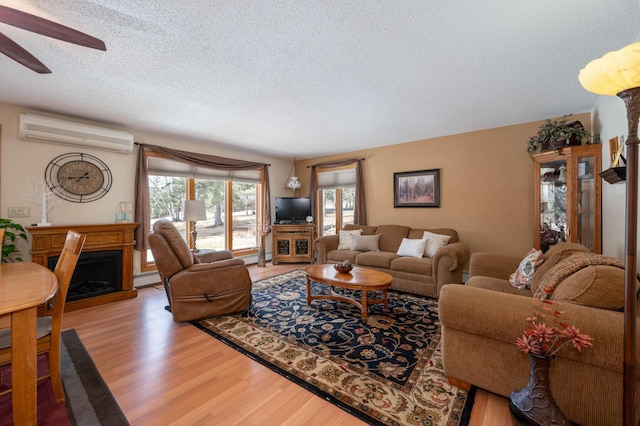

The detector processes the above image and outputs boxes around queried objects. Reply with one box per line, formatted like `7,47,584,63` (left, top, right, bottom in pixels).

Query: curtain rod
306,158,365,168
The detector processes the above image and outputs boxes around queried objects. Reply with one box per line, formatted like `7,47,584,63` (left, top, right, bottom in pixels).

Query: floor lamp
579,42,640,426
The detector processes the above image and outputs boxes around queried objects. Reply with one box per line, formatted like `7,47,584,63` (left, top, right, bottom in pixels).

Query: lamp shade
579,42,640,95
286,176,302,189
184,199,206,222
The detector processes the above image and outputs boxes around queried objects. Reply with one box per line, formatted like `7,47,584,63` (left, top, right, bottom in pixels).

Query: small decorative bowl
334,263,353,273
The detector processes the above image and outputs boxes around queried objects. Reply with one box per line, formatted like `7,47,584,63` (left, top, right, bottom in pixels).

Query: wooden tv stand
272,224,315,264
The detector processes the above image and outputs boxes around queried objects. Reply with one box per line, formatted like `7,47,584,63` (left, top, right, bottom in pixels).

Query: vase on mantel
508,354,570,426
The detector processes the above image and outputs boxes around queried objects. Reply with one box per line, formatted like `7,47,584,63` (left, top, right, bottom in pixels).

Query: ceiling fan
0,5,105,74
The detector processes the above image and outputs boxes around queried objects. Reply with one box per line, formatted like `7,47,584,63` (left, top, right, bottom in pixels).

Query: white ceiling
0,0,638,158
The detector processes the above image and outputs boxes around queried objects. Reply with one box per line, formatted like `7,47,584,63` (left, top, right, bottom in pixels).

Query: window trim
315,164,356,237
142,172,261,271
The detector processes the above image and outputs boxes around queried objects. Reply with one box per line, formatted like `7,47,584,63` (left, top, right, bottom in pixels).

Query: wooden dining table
0,262,58,425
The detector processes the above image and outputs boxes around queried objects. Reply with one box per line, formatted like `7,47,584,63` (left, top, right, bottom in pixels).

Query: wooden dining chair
0,230,86,403
0,228,5,258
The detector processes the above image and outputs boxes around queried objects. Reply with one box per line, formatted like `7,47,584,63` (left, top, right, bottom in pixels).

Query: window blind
316,168,356,190
148,157,261,183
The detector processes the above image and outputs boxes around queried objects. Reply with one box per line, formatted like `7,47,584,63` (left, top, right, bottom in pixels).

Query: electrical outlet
8,207,30,218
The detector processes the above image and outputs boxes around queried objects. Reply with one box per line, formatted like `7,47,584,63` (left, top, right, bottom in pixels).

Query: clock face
57,160,105,195
45,153,112,203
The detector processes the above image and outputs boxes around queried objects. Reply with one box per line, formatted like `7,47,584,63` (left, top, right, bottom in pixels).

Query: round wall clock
45,153,112,203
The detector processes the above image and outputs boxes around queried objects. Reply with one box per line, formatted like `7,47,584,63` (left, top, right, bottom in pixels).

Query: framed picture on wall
394,169,440,208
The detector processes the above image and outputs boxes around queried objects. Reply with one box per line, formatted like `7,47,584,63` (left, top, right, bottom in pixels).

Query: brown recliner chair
148,219,252,321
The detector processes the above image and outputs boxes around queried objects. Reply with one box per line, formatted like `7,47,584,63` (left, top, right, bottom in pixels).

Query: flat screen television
275,197,312,224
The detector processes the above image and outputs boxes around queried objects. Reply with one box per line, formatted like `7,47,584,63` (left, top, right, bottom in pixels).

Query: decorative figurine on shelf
558,165,567,183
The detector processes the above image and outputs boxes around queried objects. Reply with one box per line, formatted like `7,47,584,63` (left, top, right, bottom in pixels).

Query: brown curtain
135,143,271,251
308,158,366,225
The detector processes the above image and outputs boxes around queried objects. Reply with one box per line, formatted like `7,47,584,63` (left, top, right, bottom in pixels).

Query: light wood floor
61,262,525,425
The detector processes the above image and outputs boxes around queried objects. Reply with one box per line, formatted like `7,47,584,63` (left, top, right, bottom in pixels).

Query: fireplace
47,250,123,302
27,223,138,311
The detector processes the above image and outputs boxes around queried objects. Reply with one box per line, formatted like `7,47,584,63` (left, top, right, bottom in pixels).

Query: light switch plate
8,207,30,218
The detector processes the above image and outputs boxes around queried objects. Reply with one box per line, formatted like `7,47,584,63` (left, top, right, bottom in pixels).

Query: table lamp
579,41,640,426
184,199,206,252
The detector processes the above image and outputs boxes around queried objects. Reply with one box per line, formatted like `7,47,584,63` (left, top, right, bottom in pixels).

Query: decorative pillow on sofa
396,238,427,258
509,248,544,290
422,231,452,257
351,234,381,251
337,229,362,249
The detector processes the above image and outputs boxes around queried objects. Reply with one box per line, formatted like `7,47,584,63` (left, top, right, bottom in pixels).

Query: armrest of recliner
187,258,246,271
169,258,250,289
196,250,234,263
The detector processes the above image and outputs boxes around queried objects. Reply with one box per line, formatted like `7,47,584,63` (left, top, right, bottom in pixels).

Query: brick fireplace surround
27,223,138,311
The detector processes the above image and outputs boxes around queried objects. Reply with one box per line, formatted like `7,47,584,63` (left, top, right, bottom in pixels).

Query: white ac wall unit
19,113,134,153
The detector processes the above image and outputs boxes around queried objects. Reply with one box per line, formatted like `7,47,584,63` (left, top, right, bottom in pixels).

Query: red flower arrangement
516,299,593,357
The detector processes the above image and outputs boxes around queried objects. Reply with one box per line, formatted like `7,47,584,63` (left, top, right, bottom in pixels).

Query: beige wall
1,102,594,273
0,104,295,273
296,112,592,260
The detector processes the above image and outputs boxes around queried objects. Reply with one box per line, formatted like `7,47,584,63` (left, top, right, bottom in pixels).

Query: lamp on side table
184,199,206,252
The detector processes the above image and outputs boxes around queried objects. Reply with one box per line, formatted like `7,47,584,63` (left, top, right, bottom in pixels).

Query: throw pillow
396,238,427,259
337,229,362,250
351,234,381,251
422,231,452,257
509,248,545,290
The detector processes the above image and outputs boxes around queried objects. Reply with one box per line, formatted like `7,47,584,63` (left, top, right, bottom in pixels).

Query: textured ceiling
0,0,638,158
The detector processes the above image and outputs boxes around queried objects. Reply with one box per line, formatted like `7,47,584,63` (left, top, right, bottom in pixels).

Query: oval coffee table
304,264,394,322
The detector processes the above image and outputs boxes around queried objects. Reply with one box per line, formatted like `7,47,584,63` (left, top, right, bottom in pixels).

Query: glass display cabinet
532,144,601,253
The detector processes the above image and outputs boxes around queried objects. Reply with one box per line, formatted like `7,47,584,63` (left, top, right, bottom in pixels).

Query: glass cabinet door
539,159,568,252
532,145,601,253
577,155,596,251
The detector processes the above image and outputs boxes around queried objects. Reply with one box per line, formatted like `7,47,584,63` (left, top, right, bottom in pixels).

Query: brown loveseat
314,224,469,298
439,243,640,426
148,219,252,321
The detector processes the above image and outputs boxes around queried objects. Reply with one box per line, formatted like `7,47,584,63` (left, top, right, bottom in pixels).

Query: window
316,166,356,236
193,179,259,253
142,156,262,269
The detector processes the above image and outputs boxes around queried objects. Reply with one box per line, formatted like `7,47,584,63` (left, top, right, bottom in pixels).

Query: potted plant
0,218,28,262
527,115,595,155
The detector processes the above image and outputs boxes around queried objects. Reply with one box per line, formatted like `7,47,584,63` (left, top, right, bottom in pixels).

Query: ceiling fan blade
0,32,50,73
0,5,106,51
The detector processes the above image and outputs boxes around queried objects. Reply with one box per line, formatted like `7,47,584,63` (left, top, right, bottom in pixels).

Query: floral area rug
192,270,474,425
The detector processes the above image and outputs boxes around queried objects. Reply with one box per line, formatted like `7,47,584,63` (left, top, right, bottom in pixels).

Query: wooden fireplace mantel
27,223,138,311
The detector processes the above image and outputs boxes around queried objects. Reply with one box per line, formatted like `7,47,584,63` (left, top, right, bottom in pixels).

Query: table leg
383,289,388,307
362,289,368,322
306,275,312,306
12,307,37,425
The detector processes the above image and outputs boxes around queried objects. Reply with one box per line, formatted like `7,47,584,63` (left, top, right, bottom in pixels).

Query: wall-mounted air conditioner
19,113,134,154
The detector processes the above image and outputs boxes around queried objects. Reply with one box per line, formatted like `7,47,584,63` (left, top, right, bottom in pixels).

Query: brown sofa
313,224,469,298
148,219,252,321
439,243,640,426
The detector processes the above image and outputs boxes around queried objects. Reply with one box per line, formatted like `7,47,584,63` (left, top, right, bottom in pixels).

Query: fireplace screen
48,250,123,301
